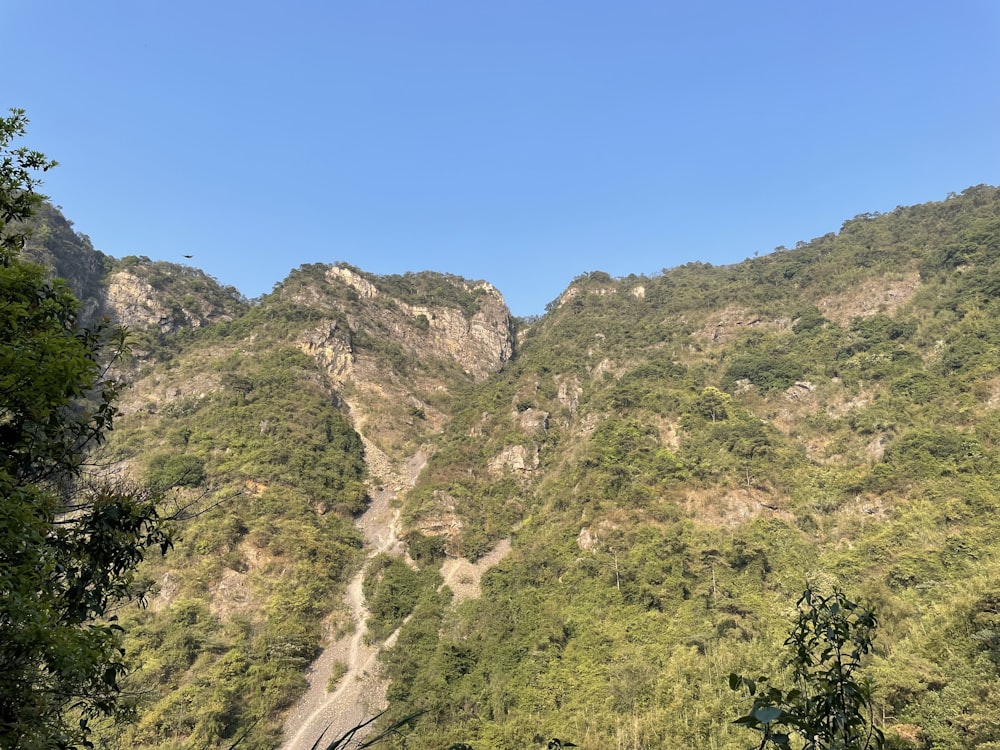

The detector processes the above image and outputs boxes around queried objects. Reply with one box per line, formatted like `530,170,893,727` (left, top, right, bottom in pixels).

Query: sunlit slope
27,185,1000,750
381,185,1000,750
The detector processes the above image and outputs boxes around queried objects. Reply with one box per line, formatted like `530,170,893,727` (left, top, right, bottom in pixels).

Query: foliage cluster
363,554,441,641
730,588,883,750
97,343,370,748
1,109,171,750
376,185,1000,750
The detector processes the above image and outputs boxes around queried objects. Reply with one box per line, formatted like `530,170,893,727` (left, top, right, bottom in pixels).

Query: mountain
24,185,1000,750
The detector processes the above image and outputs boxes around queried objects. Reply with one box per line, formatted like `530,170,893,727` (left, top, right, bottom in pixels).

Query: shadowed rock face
24,203,247,334
21,203,110,322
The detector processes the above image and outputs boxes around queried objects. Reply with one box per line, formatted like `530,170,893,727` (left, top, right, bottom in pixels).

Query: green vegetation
360,266,492,317
0,109,171,749
48,222,512,747
9,109,1000,750
730,587,884,750
363,554,441,641
376,185,1000,750
101,345,369,748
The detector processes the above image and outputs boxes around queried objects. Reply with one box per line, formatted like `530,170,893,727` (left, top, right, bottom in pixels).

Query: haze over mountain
22,184,1000,750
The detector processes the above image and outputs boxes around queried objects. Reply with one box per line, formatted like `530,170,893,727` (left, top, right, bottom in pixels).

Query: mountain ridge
20,184,1000,750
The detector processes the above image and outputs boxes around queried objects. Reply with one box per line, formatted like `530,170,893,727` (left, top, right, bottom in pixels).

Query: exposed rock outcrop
327,265,379,299
488,444,539,477
318,267,515,381
399,291,513,379
104,264,243,334
298,320,355,385
104,271,174,331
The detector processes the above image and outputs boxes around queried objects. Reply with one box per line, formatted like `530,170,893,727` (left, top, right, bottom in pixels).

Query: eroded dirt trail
279,443,424,750
279,440,513,750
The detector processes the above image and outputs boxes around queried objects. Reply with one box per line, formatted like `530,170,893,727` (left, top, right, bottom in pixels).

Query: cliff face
83,257,522,748
322,265,514,380
102,261,246,334
21,203,248,334
104,269,174,330
21,203,109,321
23,206,515,381
281,263,516,462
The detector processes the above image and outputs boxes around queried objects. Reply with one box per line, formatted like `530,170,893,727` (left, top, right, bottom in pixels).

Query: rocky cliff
21,203,110,321
104,259,246,334
274,262,516,458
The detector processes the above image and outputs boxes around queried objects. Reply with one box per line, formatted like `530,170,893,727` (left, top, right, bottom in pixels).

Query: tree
1,109,56,263
729,587,885,750
0,109,171,749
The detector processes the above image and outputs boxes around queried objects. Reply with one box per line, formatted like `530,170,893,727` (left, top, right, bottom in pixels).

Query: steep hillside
26,187,1000,750
20,205,247,331
20,202,110,320
103,254,247,340
377,185,1000,750
86,257,516,748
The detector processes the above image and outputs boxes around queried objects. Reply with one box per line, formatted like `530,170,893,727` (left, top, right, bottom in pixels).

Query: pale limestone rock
515,407,548,434
558,287,581,306
556,284,618,307
817,272,919,326
327,265,380,299
104,268,236,333
488,445,539,476
556,376,582,413
576,527,598,551
316,270,514,381
397,291,513,379
785,381,815,401
415,490,465,554
104,271,171,331
298,321,354,385
592,357,615,379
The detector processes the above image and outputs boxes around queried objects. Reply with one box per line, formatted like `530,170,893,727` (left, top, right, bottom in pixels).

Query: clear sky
3,1,998,316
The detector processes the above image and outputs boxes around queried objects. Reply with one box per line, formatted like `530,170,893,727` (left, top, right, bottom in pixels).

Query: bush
724,351,804,392
146,453,207,487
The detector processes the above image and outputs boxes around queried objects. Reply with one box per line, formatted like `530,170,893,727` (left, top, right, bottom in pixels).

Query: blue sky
4,1,998,316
